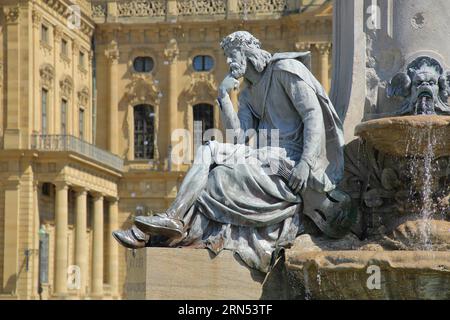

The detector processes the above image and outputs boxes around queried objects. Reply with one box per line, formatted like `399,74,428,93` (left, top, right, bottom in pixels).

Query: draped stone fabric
164,54,345,272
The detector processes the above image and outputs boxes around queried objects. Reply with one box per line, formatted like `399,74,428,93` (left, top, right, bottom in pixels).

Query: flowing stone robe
166,53,345,272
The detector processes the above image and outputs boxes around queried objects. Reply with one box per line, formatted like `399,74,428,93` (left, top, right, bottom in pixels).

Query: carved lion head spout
387,56,450,115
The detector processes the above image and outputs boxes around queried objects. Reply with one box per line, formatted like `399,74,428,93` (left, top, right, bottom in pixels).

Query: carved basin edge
354,115,450,136
285,250,450,272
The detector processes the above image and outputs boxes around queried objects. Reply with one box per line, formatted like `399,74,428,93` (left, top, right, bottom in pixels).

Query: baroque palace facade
0,0,332,299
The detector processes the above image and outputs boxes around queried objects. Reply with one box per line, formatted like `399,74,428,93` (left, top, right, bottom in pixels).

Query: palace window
61,99,67,135
134,104,155,159
42,183,52,197
133,57,154,73
61,38,68,56
41,88,48,134
193,55,214,72
41,24,49,43
79,51,85,68
193,103,214,146
79,108,85,140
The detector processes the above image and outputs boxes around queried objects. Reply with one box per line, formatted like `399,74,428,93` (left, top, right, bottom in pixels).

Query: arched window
193,55,214,72
134,104,155,159
193,104,214,147
133,56,154,73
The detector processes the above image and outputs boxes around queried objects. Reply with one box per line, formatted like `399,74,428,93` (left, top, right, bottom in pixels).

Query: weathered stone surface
124,248,266,300
284,240,450,300
355,115,450,157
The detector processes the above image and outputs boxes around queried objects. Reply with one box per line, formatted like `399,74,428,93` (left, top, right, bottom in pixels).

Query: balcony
31,134,124,172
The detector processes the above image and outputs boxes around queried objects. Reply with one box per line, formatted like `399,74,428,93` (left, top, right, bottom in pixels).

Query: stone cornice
40,0,95,38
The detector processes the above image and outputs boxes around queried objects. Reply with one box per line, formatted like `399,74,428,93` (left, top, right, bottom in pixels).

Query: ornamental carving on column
105,41,120,64
91,3,106,18
294,42,311,52
40,64,55,89
4,7,19,24
54,26,64,42
72,40,80,53
59,75,73,98
164,39,179,64
316,43,332,56
32,9,42,29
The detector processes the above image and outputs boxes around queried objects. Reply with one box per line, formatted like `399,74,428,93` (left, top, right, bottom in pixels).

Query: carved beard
229,58,247,79
414,95,435,115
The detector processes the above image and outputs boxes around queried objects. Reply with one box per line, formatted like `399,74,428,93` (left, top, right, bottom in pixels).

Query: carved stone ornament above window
59,75,73,98
182,73,218,105
77,86,90,106
4,6,19,24
40,63,55,88
125,75,162,106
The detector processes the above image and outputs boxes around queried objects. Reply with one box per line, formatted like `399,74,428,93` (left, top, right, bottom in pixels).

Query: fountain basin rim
355,115,450,134
354,115,450,157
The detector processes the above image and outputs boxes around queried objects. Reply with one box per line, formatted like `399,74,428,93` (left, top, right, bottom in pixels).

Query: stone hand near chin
289,159,310,194
218,73,240,98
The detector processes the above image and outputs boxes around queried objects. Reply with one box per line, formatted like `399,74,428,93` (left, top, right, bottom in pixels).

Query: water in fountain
405,127,437,250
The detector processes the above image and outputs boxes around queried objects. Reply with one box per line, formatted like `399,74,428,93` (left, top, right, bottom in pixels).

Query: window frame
192,55,214,72
79,50,85,69
79,107,85,140
41,88,48,135
132,56,155,73
61,38,68,56
193,103,215,145
61,98,68,136
41,24,49,44
133,104,155,160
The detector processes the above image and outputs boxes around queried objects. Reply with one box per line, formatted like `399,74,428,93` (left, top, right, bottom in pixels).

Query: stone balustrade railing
31,134,124,171
91,0,327,21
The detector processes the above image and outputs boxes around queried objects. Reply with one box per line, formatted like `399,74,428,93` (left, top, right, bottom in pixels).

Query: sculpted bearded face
225,47,247,79
409,65,441,114
220,31,272,80
387,56,450,115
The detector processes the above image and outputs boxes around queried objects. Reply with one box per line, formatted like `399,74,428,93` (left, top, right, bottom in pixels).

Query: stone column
105,41,119,155
54,182,69,297
108,198,119,297
164,39,179,170
74,188,88,296
2,180,20,293
316,43,331,93
3,6,21,148
32,9,42,135
91,193,104,297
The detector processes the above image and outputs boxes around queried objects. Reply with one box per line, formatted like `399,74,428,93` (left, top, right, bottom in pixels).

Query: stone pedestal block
124,248,266,300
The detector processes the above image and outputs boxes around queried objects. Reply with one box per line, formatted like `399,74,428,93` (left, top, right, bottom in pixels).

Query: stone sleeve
275,70,325,168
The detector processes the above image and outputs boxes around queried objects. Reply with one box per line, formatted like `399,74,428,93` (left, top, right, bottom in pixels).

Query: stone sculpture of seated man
113,31,350,272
